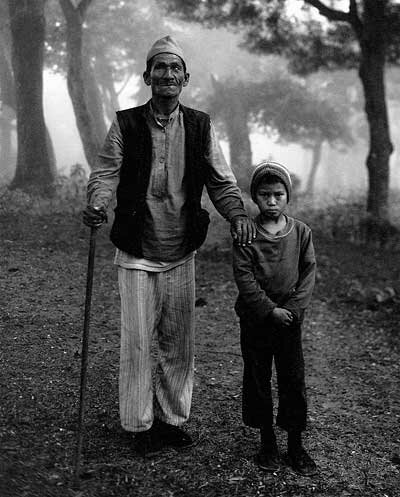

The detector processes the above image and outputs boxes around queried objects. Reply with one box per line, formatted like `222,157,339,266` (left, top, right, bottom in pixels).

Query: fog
3,4,400,195
43,71,313,181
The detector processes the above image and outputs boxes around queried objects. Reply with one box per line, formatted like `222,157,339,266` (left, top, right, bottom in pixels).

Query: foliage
0,163,87,215
160,0,398,222
295,193,367,242
203,189,400,257
251,72,351,146
160,0,400,74
205,68,354,187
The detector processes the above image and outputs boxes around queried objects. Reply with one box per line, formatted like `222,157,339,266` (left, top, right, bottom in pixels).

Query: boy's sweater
233,215,316,325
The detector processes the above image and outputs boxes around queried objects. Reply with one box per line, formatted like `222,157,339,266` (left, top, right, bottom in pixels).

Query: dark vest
110,102,211,257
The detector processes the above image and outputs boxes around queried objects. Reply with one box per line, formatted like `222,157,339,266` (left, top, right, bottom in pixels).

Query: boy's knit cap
250,160,292,202
146,35,185,64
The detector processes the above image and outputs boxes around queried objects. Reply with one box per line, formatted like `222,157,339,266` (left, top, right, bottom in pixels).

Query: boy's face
255,180,288,220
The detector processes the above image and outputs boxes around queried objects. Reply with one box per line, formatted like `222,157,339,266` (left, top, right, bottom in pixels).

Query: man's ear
143,71,151,86
183,73,190,87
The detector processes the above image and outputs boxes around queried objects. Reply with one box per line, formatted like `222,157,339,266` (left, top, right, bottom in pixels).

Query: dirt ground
1,211,399,497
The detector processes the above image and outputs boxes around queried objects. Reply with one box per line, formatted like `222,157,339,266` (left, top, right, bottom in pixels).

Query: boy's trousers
240,318,307,432
117,258,195,432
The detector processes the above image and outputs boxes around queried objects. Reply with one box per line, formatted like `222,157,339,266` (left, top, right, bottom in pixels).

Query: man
83,35,255,456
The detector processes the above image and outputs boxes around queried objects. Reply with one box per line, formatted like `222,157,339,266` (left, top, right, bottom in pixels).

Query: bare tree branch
68,0,91,10
64,0,92,15
116,71,135,96
304,0,350,23
77,0,92,14
349,0,363,38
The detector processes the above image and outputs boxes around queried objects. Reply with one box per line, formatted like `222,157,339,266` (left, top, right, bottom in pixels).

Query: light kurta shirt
87,101,247,269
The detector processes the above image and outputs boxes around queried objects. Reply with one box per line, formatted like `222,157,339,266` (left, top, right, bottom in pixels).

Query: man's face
143,53,189,99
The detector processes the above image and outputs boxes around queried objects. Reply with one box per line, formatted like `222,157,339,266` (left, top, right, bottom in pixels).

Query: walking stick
73,226,97,488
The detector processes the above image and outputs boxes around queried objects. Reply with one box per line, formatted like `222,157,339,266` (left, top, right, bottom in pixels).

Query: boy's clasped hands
270,307,294,327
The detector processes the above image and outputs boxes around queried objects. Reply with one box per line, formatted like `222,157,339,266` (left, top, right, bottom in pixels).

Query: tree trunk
8,0,55,194
358,1,393,221
59,0,105,170
0,29,16,181
0,28,15,110
224,98,253,192
83,49,108,141
0,105,15,182
94,53,120,122
305,140,322,196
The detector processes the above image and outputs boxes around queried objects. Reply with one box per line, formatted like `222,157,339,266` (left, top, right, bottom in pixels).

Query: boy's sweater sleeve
232,243,277,322
281,228,316,321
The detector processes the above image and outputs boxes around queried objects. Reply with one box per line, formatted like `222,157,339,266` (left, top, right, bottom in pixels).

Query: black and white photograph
1,1,400,496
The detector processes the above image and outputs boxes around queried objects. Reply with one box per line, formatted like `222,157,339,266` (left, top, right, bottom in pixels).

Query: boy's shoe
134,428,164,457
287,446,318,476
153,419,194,448
256,446,281,472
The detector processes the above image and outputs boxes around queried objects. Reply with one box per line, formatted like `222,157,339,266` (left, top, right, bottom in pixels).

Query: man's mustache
157,80,177,86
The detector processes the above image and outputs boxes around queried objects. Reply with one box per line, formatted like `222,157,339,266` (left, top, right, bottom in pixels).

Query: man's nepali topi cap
146,35,185,65
250,160,292,203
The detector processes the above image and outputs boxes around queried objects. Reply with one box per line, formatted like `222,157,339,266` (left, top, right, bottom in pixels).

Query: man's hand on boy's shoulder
270,307,294,327
230,216,257,246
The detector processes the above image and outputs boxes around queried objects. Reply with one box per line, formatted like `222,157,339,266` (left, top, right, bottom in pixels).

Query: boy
232,160,317,476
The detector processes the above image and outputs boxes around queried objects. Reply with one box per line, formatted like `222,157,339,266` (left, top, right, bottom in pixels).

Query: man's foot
256,445,281,472
153,419,194,448
134,428,164,457
287,446,318,476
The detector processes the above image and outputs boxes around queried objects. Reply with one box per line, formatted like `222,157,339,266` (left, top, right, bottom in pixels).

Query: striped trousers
118,258,195,432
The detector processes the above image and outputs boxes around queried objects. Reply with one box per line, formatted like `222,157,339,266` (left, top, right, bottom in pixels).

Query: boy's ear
143,71,151,86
